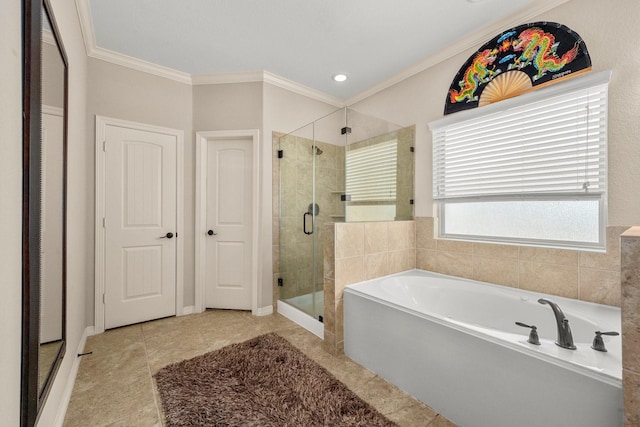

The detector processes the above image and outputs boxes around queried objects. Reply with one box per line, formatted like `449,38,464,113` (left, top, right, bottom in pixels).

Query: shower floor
284,290,324,318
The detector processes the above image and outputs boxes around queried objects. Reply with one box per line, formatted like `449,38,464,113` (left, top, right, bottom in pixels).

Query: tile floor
63,310,456,426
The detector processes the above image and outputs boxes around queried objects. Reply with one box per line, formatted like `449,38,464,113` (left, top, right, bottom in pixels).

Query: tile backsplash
324,220,416,353
416,217,627,307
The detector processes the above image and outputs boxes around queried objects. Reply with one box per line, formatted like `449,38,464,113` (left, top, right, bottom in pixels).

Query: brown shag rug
154,333,396,427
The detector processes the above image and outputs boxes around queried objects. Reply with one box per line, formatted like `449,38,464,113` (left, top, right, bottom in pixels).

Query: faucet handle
516,322,541,345
591,331,619,352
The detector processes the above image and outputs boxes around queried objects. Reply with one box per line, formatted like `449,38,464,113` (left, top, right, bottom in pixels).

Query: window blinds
346,139,397,202
431,76,608,202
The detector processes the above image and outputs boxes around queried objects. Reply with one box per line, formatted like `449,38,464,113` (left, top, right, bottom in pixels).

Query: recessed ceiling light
332,73,348,82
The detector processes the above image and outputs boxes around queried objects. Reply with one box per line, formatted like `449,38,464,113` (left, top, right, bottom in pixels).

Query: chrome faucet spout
538,298,576,350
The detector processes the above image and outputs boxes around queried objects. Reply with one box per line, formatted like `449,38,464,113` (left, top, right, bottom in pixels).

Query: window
429,71,610,250
345,139,398,221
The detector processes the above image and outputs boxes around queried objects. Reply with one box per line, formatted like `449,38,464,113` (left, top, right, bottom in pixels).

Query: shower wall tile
272,218,279,247
335,298,344,343
416,249,437,271
324,224,335,280
388,221,413,251
364,222,389,254
518,262,578,299
336,223,365,259
323,282,335,332
407,221,416,250
416,217,436,250
272,244,280,274
414,217,628,308
389,249,416,274
324,330,337,354
436,239,473,254
272,274,279,307
335,256,364,297
326,220,416,354
519,246,578,266
435,251,473,279
473,256,518,288
365,252,389,280
473,242,518,260
622,228,640,370
580,268,621,307
621,227,640,425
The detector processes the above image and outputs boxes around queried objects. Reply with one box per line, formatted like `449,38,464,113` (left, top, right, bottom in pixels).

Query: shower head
314,146,323,155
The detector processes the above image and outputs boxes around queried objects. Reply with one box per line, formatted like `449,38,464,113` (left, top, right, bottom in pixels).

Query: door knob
207,229,217,236
160,232,174,239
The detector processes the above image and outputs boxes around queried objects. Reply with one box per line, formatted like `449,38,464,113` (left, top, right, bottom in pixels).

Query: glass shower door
278,123,320,319
277,107,414,325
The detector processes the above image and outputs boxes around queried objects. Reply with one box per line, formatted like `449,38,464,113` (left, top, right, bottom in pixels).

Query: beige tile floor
63,310,457,426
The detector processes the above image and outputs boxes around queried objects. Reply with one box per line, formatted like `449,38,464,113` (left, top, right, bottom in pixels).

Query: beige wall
193,82,262,130
352,0,640,227
0,0,25,423
88,58,194,311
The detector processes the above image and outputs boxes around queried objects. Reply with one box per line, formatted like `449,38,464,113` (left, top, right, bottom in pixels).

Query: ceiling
85,0,546,101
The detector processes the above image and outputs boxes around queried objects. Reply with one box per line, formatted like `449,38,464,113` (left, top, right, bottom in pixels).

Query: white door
103,124,177,329
204,138,253,310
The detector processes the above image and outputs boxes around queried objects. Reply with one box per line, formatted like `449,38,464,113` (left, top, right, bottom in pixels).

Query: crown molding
192,71,344,106
344,0,570,106
74,0,192,84
75,0,95,57
262,71,344,107
89,46,193,84
191,71,264,85
75,0,569,106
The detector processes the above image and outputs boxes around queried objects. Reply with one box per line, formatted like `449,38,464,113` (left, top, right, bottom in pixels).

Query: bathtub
344,269,623,427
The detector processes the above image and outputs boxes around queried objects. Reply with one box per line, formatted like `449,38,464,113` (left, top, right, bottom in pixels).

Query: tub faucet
538,298,577,350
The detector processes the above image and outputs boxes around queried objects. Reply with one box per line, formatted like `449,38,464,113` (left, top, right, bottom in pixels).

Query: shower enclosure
276,107,414,330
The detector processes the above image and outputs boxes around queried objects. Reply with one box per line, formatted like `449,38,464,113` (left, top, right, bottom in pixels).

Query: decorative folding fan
478,70,532,107
444,22,592,115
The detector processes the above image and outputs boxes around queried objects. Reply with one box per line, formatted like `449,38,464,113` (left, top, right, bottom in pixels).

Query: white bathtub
344,269,623,427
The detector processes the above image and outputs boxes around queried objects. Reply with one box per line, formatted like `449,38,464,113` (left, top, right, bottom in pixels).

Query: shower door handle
303,212,314,235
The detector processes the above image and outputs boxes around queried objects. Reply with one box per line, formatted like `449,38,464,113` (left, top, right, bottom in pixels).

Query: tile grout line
141,326,164,426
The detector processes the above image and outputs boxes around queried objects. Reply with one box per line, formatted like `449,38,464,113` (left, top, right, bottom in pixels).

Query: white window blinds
428,70,610,250
346,139,397,202
432,79,608,201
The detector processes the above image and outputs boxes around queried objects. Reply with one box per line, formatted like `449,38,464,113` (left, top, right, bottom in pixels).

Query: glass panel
278,122,318,318
345,108,414,221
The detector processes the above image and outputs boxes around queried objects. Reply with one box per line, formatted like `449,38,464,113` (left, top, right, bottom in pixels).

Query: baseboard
181,305,196,315
52,326,92,427
254,305,273,316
